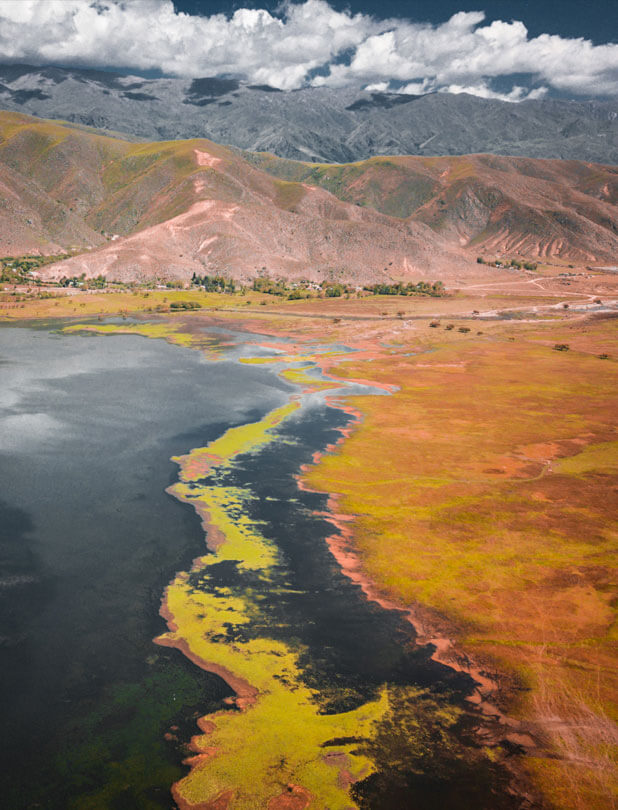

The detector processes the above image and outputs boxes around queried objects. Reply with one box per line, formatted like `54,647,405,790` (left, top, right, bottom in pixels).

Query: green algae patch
157,401,392,808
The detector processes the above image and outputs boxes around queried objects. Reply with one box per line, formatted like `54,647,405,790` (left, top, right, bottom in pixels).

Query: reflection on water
0,324,289,808
0,323,518,809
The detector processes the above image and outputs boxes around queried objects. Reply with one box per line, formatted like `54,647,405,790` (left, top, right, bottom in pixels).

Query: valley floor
2,270,617,810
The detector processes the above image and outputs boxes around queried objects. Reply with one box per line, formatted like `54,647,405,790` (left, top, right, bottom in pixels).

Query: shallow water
0,324,291,807
0,323,518,809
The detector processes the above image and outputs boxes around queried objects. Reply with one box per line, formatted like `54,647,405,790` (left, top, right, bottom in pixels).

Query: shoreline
158,325,540,806
152,350,391,808
295,401,533,729
106,317,542,807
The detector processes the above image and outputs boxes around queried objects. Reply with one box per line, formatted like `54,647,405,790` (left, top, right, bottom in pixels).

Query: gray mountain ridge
0,63,616,164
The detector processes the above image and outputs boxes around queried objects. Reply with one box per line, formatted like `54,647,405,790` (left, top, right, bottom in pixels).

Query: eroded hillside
1,111,617,283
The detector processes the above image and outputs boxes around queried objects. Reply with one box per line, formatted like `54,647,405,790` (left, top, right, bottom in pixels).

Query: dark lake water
0,323,519,810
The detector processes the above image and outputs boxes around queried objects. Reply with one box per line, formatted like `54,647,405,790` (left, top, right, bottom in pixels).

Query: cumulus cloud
0,0,616,98
439,82,548,104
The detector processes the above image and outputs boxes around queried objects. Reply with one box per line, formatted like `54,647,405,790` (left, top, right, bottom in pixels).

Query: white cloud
0,0,615,98
439,82,549,103
363,82,390,93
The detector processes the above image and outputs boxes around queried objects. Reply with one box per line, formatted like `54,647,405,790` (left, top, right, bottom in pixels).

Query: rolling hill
0,111,617,284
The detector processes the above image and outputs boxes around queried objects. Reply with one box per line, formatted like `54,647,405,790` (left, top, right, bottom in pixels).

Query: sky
0,0,616,101
175,0,617,43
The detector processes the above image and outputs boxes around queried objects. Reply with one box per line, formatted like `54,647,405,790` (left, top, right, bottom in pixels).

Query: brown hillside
251,152,618,264
1,112,616,282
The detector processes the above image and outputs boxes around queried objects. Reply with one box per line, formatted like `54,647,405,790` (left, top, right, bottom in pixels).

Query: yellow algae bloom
279,364,338,390
172,401,300,484
159,479,388,809
157,399,390,808
64,319,392,807
62,321,221,358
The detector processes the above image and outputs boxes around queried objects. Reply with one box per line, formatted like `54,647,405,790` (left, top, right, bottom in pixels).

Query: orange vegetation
301,315,618,810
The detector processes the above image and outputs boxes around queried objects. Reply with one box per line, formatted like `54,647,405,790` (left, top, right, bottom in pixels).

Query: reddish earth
1,111,617,285
167,483,226,551
267,785,312,810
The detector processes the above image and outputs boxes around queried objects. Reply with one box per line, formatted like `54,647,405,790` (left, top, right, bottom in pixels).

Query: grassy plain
3,277,617,809
305,317,617,809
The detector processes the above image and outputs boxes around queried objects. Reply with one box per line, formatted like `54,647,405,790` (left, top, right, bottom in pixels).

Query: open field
303,317,617,810
2,274,617,809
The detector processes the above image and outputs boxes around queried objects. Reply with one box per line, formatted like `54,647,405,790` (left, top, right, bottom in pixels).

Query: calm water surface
0,323,518,810
0,324,290,808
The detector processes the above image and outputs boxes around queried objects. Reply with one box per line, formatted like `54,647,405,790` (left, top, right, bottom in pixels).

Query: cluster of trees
57,273,107,289
190,273,237,293
1,254,69,284
363,280,444,297
189,272,446,301
59,273,86,287
321,282,349,297
252,276,290,296
287,288,313,300
1,266,27,284
253,276,318,299
477,257,538,271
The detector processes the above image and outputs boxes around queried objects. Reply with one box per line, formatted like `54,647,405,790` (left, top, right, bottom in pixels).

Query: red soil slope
1,111,616,283
252,152,618,264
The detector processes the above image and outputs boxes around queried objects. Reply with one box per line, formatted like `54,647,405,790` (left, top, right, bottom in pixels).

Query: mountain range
1,110,616,284
0,64,616,165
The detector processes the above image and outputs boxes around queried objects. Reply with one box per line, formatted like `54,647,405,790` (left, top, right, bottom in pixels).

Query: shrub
553,343,570,351
170,300,201,310
363,280,444,297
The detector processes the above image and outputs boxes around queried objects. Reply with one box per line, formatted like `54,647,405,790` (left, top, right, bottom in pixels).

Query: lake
0,321,516,809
